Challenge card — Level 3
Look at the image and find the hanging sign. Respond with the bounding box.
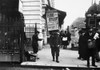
[46,10,59,31]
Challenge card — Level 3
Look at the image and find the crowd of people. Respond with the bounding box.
[49,27,100,67]
[78,27,100,67]
[24,26,100,67]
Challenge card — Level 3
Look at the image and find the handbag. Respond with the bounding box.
[88,40,95,49]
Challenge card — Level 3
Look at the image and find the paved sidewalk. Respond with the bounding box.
[21,44,100,68]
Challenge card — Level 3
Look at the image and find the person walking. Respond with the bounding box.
[62,31,71,49]
[85,28,97,67]
[95,29,100,62]
[49,31,61,63]
[60,30,65,48]
[78,28,87,60]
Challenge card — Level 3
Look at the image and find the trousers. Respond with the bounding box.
[51,45,60,61]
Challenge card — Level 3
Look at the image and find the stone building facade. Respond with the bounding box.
[19,0,55,44]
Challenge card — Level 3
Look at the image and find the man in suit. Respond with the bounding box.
[32,31,40,54]
[49,31,61,63]
[32,31,42,61]
[85,28,97,67]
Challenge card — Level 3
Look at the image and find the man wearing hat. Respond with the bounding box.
[32,31,39,53]
[32,30,42,61]
[78,28,87,60]
[49,30,61,63]
[85,28,97,67]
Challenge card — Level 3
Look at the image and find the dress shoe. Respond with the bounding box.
[56,60,59,63]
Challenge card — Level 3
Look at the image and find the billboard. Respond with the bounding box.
[46,10,59,31]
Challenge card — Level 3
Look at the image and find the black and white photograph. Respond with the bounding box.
[0,0,100,70]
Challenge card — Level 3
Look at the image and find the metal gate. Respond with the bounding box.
[0,11,25,62]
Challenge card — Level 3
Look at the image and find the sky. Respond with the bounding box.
[54,0,100,29]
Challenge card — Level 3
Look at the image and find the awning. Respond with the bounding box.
[42,5,67,27]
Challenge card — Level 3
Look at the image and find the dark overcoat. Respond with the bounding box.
[78,33,87,59]
[32,34,39,53]
[49,32,61,47]
[84,31,96,58]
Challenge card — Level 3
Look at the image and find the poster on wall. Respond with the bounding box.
[46,10,59,31]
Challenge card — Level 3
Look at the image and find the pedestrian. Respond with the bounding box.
[85,28,97,67]
[49,31,61,63]
[78,28,87,60]
[32,31,42,60]
[95,29,100,62]
[60,30,65,48]
[62,31,71,49]
[67,30,71,46]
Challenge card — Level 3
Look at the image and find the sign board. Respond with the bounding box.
[46,10,59,31]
